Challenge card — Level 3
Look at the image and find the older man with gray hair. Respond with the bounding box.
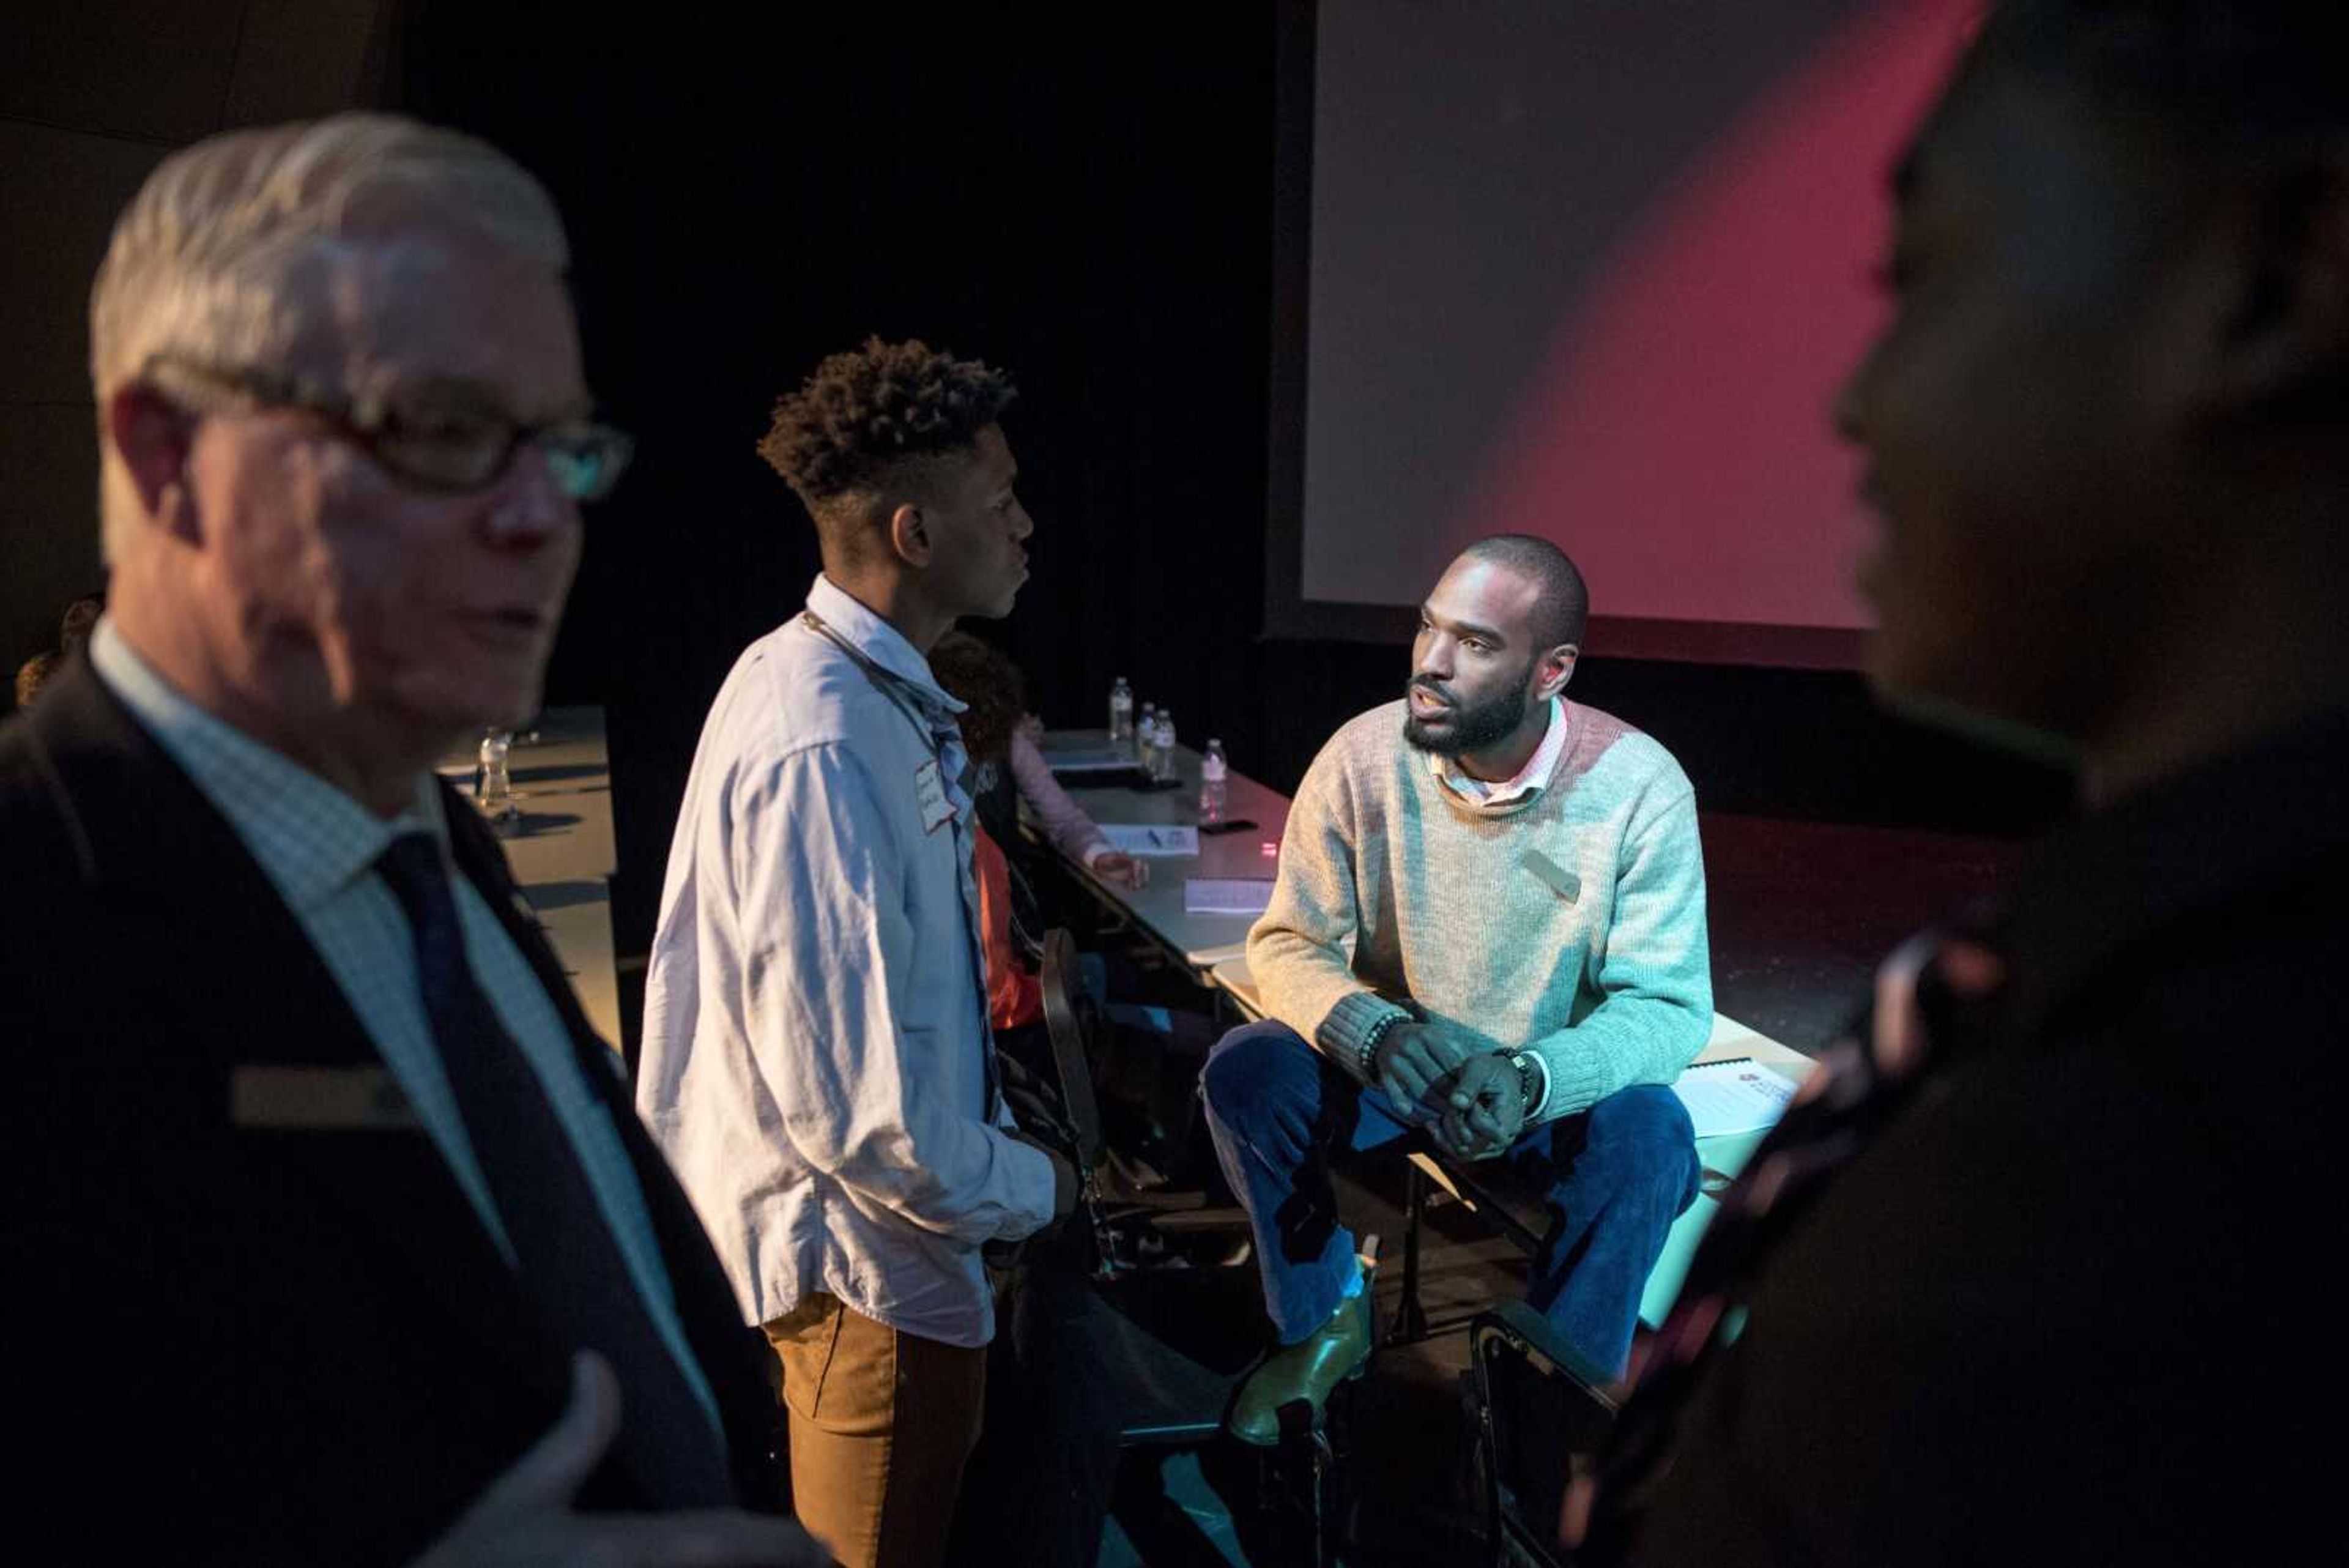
[1,114,820,1566]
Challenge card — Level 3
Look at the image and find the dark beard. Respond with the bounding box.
[1401,667,1537,757]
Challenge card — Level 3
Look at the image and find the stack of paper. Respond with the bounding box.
[1670,1057,1800,1138]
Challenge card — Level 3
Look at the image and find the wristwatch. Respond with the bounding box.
[1505,1049,1542,1117]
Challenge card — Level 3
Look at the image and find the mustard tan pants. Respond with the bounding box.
[763,1293,987,1568]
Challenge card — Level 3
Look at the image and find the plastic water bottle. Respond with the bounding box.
[477,729,516,821]
[1199,738,1228,825]
[1135,702,1159,764]
[1153,712,1178,784]
[1108,677,1134,745]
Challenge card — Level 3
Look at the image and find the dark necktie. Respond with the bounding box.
[375,833,732,1506]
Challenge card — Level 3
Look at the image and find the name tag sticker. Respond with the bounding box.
[1521,850,1581,904]
[914,759,957,834]
[231,1065,421,1131]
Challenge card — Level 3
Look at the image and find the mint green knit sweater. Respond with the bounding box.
[1249,698,1713,1120]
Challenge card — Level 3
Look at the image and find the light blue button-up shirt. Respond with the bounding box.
[89,619,718,1433]
[637,576,1057,1348]
[1428,695,1570,808]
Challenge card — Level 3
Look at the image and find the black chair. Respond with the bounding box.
[1030,927,1352,1564]
[1466,1298,1619,1567]
[1394,1146,1553,1342]
[1393,1138,1735,1345]
[1037,926,1253,1274]
[959,932,1268,1564]
[1036,928,1109,1176]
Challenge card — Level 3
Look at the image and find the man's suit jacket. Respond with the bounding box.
[2,660,784,1564]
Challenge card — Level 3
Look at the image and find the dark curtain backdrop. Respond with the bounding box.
[396,7,1297,954]
[393,4,2067,971]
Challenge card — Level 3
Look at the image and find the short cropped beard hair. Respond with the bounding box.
[1401,661,1542,758]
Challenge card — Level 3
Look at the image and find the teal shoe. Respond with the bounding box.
[1227,1286,1373,1446]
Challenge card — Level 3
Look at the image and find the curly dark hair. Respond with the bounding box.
[927,630,1027,767]
[757,336,1018,507]
[15,650,59,711]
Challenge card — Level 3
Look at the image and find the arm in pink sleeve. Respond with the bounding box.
[1009,726,1110,865]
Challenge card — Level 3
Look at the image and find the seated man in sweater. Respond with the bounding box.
[1202,533,1710,1441]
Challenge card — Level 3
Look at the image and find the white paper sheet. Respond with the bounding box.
[1183,877,1276,915]
[1097,824,1200,856]
[1670,1057,1800,1139]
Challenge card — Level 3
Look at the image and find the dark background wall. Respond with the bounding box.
[387,4,2067,960]
[6,4,2072,975]
[388,4,1323,955]
[2,0,403,688]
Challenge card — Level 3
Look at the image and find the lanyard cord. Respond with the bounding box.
[799,610,953,750]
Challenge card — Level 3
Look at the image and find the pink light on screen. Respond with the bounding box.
[1452,0,1980,635]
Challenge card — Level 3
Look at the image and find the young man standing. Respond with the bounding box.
[639,338,1075,1568]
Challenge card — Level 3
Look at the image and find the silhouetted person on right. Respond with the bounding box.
[1578,4,2349,1563]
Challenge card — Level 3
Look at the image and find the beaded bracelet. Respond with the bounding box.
[1356,1010,1404,1080]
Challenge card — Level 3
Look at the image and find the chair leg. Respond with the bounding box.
[1262,1385,1352,1567]
[1394,1160,1429,1344]
[1308,1426,1337,1568]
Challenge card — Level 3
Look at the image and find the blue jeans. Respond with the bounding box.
[1200,1019,1700,1377]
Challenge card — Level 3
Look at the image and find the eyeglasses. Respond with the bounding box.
[141,354,634,502]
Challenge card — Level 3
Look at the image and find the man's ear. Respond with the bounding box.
[1535,644,1579,700]
[886,500,932,568]
[2201,155,2349,423]
[106,382,201,543]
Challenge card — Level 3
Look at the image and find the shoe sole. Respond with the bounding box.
[1224,1358,1373,1447]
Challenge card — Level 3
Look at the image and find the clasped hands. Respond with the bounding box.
[1371,1020,1527,1161]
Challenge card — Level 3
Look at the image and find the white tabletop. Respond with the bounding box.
[437,708,622,1049]
[1211,954,1807,1069]
[1037,729,1294,973]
